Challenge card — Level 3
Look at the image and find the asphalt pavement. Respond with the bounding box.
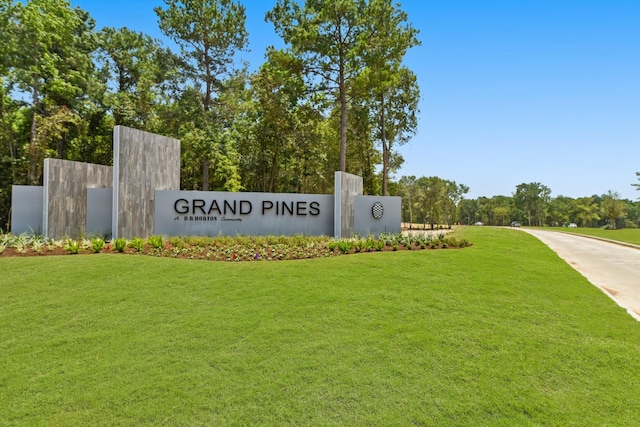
[520,228,640,321]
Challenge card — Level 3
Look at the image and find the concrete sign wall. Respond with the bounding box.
[155,191,334,236]
[10,127,401,239]
[354,195,401,236]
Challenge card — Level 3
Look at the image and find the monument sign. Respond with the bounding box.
[11,126,401,239]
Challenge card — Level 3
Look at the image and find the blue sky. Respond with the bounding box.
[71,0,640,200]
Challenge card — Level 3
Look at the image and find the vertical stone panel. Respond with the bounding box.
[43,159,113,239]
[334,172,363,238]
[112,126,180,239]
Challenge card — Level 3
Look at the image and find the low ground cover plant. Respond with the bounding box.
[0,231,471,261]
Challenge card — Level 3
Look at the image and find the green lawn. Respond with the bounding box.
[541,226,640,245]
[2,227,640,425]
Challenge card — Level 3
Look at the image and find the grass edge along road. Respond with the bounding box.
[539,226,640,246]
[2,227,640,425]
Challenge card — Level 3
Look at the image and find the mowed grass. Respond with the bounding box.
[541,226,640,246]
[2,227,640,425]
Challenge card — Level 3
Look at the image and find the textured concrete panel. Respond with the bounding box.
[10,185,44,235]
[87,188,113,238]
[113,126,180,238]
[334,172,363,238]
[43,159,112,239]
[155,190,334,237]
[354,195,401,236]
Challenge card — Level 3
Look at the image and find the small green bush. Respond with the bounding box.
[148,235,164,250]
[114,238,127,253]
[91,237,105,253]
[129,238,144,252]
[337,240,352,254]
[66,240,80,254]
[364,237,375,252]
[31,240,45,254]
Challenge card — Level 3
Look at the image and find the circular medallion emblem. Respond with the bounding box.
[372,201,384,219]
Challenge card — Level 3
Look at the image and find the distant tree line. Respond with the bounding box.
[0,0,420,230]
[454,183,639,229]
[393,169,640,229]
[394,178,639,230]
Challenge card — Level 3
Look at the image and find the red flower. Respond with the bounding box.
[232,253,237,260]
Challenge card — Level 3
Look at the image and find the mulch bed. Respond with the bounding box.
[0,241,464,261]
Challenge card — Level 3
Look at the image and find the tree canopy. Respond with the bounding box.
[266,0,419,174]
[0,0,423,229]
[1,0,637,233]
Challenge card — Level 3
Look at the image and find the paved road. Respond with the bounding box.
[520,228,640,321]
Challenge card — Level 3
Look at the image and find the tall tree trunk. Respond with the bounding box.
[0,87,17,183]
[202,56,212,192]
[339,64,347,172]
[380,91,388,196]
[202,159,209,191]
[57,134,66,159]
[28,84,39,184]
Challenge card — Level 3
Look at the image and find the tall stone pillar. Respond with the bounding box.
[334,171,363,238]
[112,126,180,239]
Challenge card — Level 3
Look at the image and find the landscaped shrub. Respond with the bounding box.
[91,237,105,253]
[31,240,44,254]
[66,240,80,254]
[337,240,353,254]
[114,238,127,253]
[0,230,473,261]
[129,238,144,252]
[80,238,92,250]
[364,237,375,252]
[148,235,164,250]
